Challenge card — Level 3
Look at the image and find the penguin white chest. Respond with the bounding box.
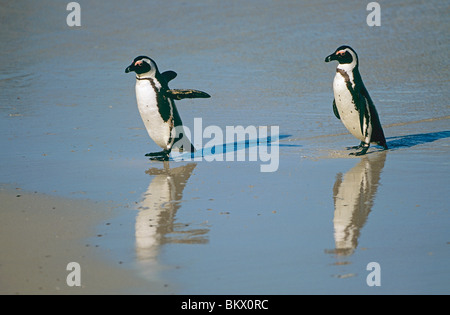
[135,79,173,149]
[333,73,364,141]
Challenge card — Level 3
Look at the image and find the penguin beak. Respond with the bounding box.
[325,53,337,63]
[125,64,134,73]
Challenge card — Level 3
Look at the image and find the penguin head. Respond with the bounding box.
[325,46,358,69]
[125,56,159,78]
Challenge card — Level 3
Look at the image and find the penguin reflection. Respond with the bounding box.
[331,152,387,256]
[135,162,208,268]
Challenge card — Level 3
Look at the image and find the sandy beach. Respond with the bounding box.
[1,0,449,295]
[0,186,169,294]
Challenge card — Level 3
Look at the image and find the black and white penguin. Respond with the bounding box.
[125,56,210,161]
[325,46,388,155]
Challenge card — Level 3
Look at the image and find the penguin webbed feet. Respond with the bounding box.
[346,142,365,150]
[145,149,170,161]
[349,144,369,156]
[347,142,369,156]
[350,147,369,156]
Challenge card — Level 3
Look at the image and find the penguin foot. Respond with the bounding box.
[149,155,170,161]
[350,146,369,156]
[346,142,365,150]
[145,150,170,161]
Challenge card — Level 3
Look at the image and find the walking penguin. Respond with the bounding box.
[125,56,210,161]
[325,46,388,155]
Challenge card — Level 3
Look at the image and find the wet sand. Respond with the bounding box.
[1,0,449,294]
[0,187,166,294]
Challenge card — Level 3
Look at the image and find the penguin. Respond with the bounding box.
[325,46,388,155]
[125,56,210,161]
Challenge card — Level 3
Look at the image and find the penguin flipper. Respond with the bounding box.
[165,89,211,100]
[333,99,340,119]
[161,71,177,83]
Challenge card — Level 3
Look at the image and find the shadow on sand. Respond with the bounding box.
[172,134,300,161]
[385,130,450,151]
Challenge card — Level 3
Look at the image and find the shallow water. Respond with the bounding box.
[1,0,449,294]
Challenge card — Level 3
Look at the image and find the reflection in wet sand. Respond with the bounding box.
[135,162,208,277]
[328,152,387,257]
